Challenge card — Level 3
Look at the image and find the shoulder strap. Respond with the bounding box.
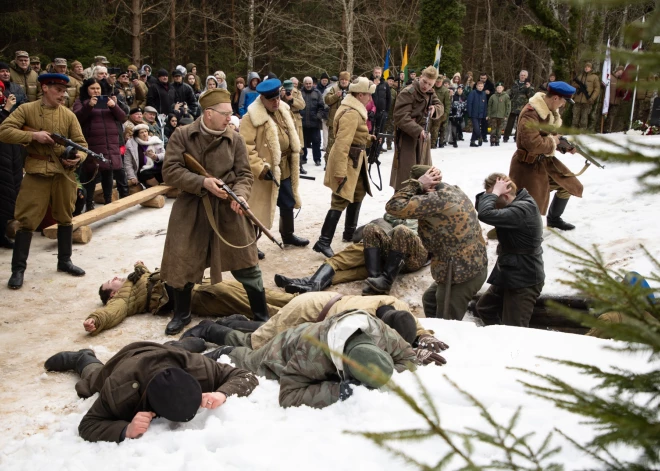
[316,294,344,322]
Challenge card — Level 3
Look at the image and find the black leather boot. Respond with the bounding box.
[44,349,101,374]
[246,288,270,322]
[8,230,32,289]
[361,247,383,295]
[0,219,13,249]
[313,209,341,258]
[181,320,232,344]
[285,263,335,294]
[166,284,193,335]
[280,208,309,247]
[165,337,207,353]
[547,196,575,231]
[342,202,362,242]
[205,346,235,361]
[56,226,85,276]
[274,273,309,288]
[365,250,405,295]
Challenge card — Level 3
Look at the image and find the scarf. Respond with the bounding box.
[200,116,228,136]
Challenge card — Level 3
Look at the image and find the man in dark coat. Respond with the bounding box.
[478,72,496,96]
[159,89,265,335]
[372,66,391,135]
[146,69,172,115]
[168,68,200,118]
[466,81,488,146]
[475,174,544,327]
[300,76,325,165]
[43,341,258,443]
[503,70,535,143]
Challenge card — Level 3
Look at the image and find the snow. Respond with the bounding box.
[0,132,658,469]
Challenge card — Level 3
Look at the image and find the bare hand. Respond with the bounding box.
[174,103,182,111]
[203,178,229,199]
[418,167,442,192]
[335,91,343,98]
[335,176,346,186]
[201,392,227,410]
[83,318,96,333]
[4,94,16,111]
[146,149,156,158]
[427,106,435,118]
[125,411,156,439]
[491,178,511,196]
[230,196,248,216]
[107,97,116,108]
[32,131,55,145]
[88,96,98,107]
[419,130,428,141]
[61,157,81,168]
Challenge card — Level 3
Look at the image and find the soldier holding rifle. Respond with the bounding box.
[0,73,89,289]
[390,66,443,190]
[159,88,268,335]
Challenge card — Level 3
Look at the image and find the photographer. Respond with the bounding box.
[475,174,544,327]
[168,69,200,118]
[73,78,128,211]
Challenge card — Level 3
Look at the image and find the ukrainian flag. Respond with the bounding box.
[383,48,391,80]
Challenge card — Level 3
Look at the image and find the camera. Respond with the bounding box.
[129,71,138,81]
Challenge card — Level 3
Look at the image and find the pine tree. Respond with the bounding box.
[417,0,465,75]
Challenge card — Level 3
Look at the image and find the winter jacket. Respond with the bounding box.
[300,87,324,128]
[481,79,496,96]
[77,342,258,442]
[508,80,535,114]
[123,135,165,181]
[168,82,200,118]
[373,80,392,117]
[1,80,28,109]
[572,71,601,105]
[434,86,451,124]
[476,189,545,289]
[73,98,127,171]
[9,61,41,102]
[63,75,82,110]
[449,94,467,121]
[467,89,487,119]
[228,310,416,409]
[146,81,171,115]
[238,72,261,117]
[0,108,24,220]
[488,92,512,119]
[324,83,350,128]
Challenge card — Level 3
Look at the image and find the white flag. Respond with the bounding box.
[602,38,612,115]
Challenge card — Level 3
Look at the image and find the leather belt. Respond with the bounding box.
[28,153,54,162]
[316,294,344,322]
[350,144,366,151]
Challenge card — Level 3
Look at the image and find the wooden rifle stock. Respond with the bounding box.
[182,152,284,249]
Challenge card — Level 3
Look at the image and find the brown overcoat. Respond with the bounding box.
[160,118,258,289]
[390,80,443,190]
[324,93,372,202]
[509,92,583,215]
[77,342,258,442]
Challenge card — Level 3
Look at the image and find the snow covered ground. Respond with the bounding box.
[0,132,658,469]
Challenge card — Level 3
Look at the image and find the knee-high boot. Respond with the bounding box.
[57,225,85,276]
[342,202,362,242]
[313,210,342,258]
[8,230,32,289]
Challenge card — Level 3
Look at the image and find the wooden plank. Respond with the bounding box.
[43,185,172,239]
[94,188,119,204]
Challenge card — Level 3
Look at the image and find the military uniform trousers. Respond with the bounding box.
[503,112,519,141]
[572,103,592,130]
[490,118,505,142]
[475,282,544,327]
[430,119,442,147]
[548,176,571,200]
[362,224,428,273]
[192,282,294,318]
[330,162,368,211]
[276,178,296,210]
[422,266,488,320]
[15,172,77,231]
[604,104,620,133]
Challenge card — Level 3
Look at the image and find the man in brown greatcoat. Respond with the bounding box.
[159,88,266,335]
[390,66,444,190]
[508,82,582,231]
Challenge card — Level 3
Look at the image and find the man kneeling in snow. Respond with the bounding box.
[202,310,442,409]
[83,261,294,335]
[44,341,258,443]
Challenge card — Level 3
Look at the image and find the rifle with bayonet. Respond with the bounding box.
[22,125,109,167]
[557,136,605,170]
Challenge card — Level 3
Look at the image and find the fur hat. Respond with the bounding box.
[339,71,351,81]
[348,77,376,94]
[133,123,149,133]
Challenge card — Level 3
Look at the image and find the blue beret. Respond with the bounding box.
[256,79,282,99]
[38,73,70,86]
[547,81,576,104]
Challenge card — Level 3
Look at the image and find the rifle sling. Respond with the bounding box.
[201,194,256,250]
[550,157,591,178]
[316,294,344,322]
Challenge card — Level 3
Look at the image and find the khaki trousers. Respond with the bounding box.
[422,267,488,320]
[15,173,77,231]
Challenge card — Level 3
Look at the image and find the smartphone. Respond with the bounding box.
[96,95,109,109]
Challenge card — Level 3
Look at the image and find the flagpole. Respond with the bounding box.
[629,17,644,129]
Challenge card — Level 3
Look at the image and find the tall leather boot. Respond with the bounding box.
[8,230,33,289]
[280,208,309,247]
[0,219,13,249]
[246,288,270,322]
[547,195,575,231]
[313,209,341,258]
[364,250,405,295]
[56,225,85,276]
[342,202,362,242]
[361,247,383,295]
[166,284,193,335]
[285,263,335,294]
[44,349,101,374]
[274,273,310,289]
[181,320,232,344]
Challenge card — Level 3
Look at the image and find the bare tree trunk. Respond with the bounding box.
[471,3,479,72]
[486,0,494,79]
[339,11,346,70]
[618,5,628,51]
[131,0,142,65]
[231,0,237,60]
[169,0,176,71]
[344,0,355,74]
[202,0,209,76]
[247,0,255,73]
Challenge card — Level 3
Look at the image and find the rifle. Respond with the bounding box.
[22,125,109,166]
[557,136,605,170]
[183,152,284,250]
[300,175,316,181]
[367,132,394,191]
[573,76,593,101]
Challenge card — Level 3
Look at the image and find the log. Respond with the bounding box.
[5,220,19,238]
[43,185,172,239]
[140,195,165,208]
[73,226,93,244]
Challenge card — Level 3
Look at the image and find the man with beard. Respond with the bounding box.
[0,74,88,289]
[9,51,41,102]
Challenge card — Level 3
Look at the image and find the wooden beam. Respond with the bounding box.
[73,226,93,244]
[43,185,171,239]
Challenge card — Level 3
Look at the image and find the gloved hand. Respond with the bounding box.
[415,334,449,353]
[414,348,447,366]
[339,379,362,401]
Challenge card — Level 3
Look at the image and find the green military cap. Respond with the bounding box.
[344,333,394,388]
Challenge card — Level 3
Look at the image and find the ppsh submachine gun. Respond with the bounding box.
[22,125,109,167]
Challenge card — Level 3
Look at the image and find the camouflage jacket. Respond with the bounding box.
[385,179,487,284]
[508,80,535,114]
[230,310,417,409]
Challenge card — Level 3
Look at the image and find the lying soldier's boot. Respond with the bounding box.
[44,349,101,374]
[215,314,251,325]
[165,337,207,353]
[274,273,310,288]
[205,346,235,361]
[365,250,405,295]
[181,320,232,345]
[362,247,383,295]
[285,263,335,294]
[216,315,264,332]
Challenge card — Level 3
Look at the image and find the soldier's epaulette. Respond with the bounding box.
[403,85,414,94]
